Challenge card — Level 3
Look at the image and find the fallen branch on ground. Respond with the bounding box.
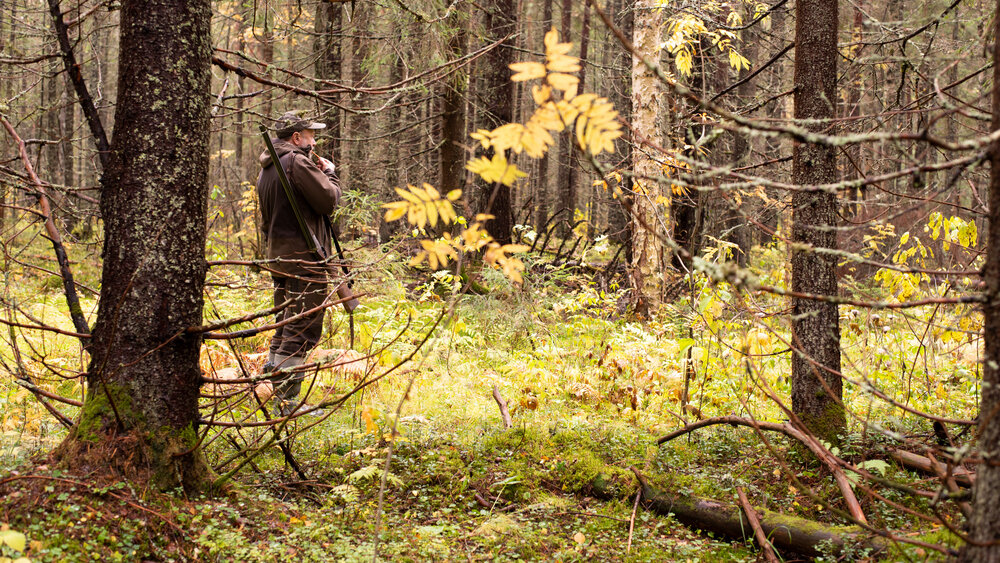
[631,468,888,558]
[657,415,868,524]
[736,486,780,563]
[889,448,975,487]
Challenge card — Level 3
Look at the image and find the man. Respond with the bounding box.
[257,112,341,416]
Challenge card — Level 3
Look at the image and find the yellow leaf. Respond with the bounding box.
[491,123,525,152]
[423,182,441,200]
[471,129,493,149]
[532,84,552,105]
[509,61,546,81]
[426,199,439,227]
[395,185,422,203]
[546,53,580,74]
[547,72,579,92]
[501,244,530,254]
[544,28,573,58]
[383,202,408,222]
[361,406,378,434]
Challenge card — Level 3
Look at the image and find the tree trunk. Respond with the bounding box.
[478,0,515,245]
[962,4,1000,558]
[555,0,575,234]
[630,0,666,316]
[440,18,467,196]
[315,0,343,165]
[534,0,555,233]
[790,0,844,444]
[606,0,633,260]
[54,0,213,492]
[568,2,590,237]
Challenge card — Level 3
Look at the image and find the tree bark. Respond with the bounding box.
[440,19,467,196]
[478,0,516,244]
[962,4,1000,558]
[555,0,575,234]
[54,0,213,492]
[534,0,555,232]
[314,0,343,165]
[606,0,633,260]
[630,0,666,316]
[790,0,845,444]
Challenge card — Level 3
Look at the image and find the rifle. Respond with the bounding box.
[259,126,359,343]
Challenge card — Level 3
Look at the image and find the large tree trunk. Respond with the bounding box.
[478,0,515,244]
[533,0,555,233]
[962,4,1000,559]
[606,0,633,260]
[568,2,590,236]
[555,0,575,234]
[630,0,666,316]
[440,18,467,196]
[314,0,342,165]
[55,0,213,492]
[790,0,844,443]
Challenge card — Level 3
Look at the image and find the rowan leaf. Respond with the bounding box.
[509,61,547,81]
[546,53,580,74]
[547,72,579,92]
[532,84,552,105]
[383,201,408,222]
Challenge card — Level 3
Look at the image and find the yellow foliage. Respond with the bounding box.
[510,61,547,81]
[465,153,528,186]
[382,183,460,228]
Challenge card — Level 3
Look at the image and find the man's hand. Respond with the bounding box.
[317,156,335,174]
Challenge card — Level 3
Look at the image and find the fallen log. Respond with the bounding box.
[658,416,869,524]
[632,469,889,558]
[889,448,975,487]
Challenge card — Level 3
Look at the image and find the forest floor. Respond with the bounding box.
[0,243,977,561]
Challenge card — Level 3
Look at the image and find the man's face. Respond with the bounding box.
[291,129,317,152]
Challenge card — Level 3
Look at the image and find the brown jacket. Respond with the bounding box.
[257,138,342,278]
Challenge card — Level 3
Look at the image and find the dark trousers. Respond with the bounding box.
[269,275,328,358]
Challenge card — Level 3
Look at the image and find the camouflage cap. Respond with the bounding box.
[274,111,326,138]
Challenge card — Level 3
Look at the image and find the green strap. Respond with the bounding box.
[259,125,325,259]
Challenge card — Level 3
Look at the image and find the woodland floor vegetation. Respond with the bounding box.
[0,238,977,561]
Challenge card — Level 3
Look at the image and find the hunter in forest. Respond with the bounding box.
[256,112,342,416]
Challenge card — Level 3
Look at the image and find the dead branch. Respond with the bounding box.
[657,416,868,524]
[736,486,780,563]
[0,115,91,340]
[889,448,975,487]
[492,385,512,429]
[46,0,110,167]
[629,468,892,558]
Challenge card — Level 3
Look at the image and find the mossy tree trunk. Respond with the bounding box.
[962,4,1000,559]
[55,0,213,491]
[790,0,845,444]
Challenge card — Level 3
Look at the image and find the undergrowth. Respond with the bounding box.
[0,239,978,561]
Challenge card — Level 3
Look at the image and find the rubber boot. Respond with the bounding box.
[271,354,304,417]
